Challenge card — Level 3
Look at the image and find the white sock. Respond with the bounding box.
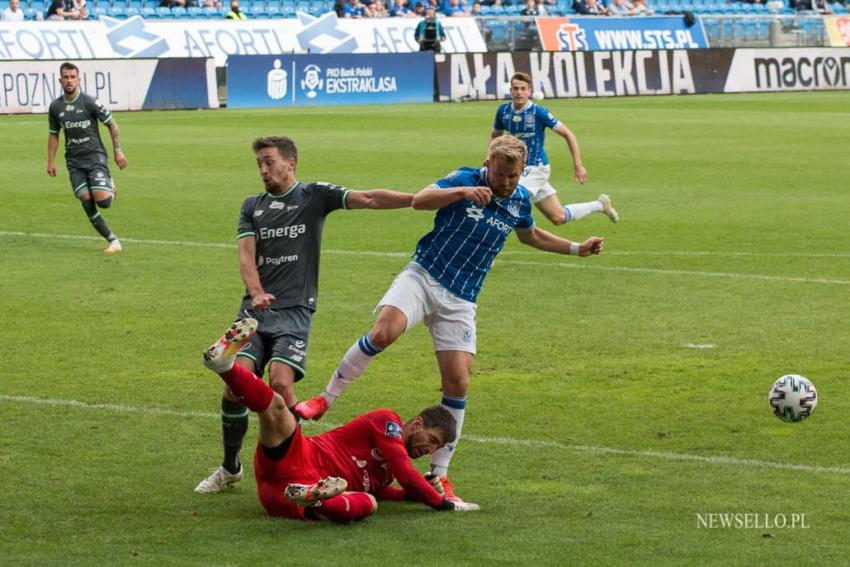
[322,334,382,404]
[563,199,603,222]
[429,395,466,477]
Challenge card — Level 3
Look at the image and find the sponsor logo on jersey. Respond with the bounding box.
[253,210,264,217]
[258,224,306,240]
[385,421,402,439]
[466,205,484,221]
[286,205,300,212]
[350,455,371,491]
[64,119,92,129]
[511,115,522,123]
[269,201,285,210]
[294,340,305,348]
[65,105,74,111]
[486,216,512,235]
[259,253,299,266]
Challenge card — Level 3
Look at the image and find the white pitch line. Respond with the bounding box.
[2,230,849,286]
[3,393,850,477]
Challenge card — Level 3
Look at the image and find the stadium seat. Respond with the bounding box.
[141,5,157,17]
[155,5,172,17]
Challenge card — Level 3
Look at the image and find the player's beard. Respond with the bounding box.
[263,178,282,193]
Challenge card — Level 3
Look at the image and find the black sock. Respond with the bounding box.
[81,199,115,241]
[221,398,248,474]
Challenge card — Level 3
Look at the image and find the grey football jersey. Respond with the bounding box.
[237,181,351,311]
[48,92,111,170]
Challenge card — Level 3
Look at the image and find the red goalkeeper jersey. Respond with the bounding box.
[254,408,443,510]
[310,409,443,507]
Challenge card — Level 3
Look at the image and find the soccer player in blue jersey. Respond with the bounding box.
[492,72,619,227]
[297,135,604,501]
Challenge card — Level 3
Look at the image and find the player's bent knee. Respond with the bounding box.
[96,197,114,209]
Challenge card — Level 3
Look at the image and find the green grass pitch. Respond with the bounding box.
[1,91,849,565]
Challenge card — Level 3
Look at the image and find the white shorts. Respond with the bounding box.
[377,263,477,354]
[520,164,557,203]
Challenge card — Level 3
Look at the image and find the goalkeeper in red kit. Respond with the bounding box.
[201,319,481,522]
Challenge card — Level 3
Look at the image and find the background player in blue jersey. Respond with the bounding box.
[47,62,128,254]
[297,135,604,501]
[194,136,415,494]
[492,72,619,227]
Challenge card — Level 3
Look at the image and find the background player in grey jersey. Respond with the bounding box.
[47,62,128,254]
[195,136,415,494]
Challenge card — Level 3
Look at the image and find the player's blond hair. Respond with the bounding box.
[488,135,527,168]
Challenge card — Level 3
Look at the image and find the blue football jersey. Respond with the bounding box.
[413,167,536,303]
[492,102,560,167]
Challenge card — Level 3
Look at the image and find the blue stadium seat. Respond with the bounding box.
[141,5,157,17]
[155,5,172,17]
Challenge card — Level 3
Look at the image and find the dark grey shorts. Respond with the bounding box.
[234,306,313,381]
[69,164,113,197]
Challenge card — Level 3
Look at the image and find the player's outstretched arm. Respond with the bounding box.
[107,120,128,170]
[516,227,603,257]
[412,185,492,210]
[346,189,413,210]
[553,123,587,184]
[47,134,59,177]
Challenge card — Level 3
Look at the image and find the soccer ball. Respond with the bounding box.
[768,374,818,422]
[531,91,545,101]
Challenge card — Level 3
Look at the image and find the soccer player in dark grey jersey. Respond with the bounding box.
[195,136,415,494]
[47,62,128,253]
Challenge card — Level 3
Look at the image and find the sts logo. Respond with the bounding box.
[557,22,588,51]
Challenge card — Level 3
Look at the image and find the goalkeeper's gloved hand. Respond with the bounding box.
[436,498,481,512]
